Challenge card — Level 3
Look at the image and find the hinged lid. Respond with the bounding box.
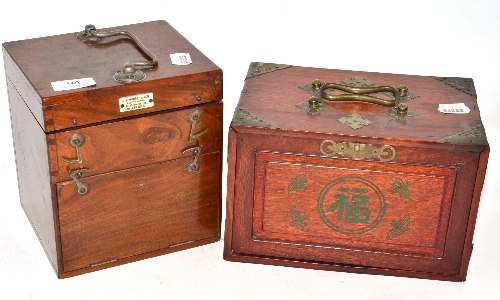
[3,21,222,132]
[232,63,487,148]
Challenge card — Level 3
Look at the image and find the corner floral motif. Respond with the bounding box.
[288,171,312,196]
[387,214,411,240]
[289,205,309,232]
[390,177,412,204]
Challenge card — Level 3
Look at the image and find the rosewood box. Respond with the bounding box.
[224,62,489,281]
[3,21,223,278]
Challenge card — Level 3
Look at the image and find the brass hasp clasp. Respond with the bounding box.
[62,133,91,196]
[183,146,202,174]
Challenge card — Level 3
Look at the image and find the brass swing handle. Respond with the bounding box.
[77,24,158,83]
[308,80,409,114]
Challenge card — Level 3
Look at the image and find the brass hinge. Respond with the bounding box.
[169,240,195,248]
[90,258,118,267]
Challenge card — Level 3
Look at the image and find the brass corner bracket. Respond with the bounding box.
[246,62,292,79]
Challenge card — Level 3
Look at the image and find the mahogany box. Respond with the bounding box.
[3,21,223,278]
[224,62,489,281]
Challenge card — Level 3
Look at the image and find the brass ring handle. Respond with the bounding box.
[77,24,158,83]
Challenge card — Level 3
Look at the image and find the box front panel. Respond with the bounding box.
[53,101,222,274]
[227,128,480,277]
[57,152,221,273]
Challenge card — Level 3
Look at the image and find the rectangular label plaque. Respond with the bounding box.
[119,93,154,112]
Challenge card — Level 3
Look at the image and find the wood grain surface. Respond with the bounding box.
[2,20,223,131]
[224,66,489,281]
[4,20,224,278]
[51,102,222,183]
[6,77,60,274]
[58,152,221,273]
[237,66,486,144]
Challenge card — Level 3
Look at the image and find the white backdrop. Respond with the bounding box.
[1,1,499,299]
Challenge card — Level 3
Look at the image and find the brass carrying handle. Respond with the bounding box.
[77,24,158,83]
[308,79,409,115]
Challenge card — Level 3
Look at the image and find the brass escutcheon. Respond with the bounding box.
[320,140,396,162]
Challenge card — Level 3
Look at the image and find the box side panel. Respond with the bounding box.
[223,127,238,259]
[3,48,45,129]
[6,77,58,274]
[458,148,489,280]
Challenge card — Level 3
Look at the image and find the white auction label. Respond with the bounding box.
[170,53,192,65]
[119,93,154,112]
[438,103,470,114]
[51,77,96,91]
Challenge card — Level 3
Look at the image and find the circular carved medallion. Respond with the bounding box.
[317,176,386,234]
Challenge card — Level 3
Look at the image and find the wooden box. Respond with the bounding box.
[3,21,223,278]
[224,62,489,281]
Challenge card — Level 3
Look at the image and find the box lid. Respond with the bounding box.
[3,20,222,131]
[231,63,487,148]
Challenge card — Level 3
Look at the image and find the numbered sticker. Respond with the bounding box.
[51,78,96,91]
[438,103,470,114]
[170,53,192,65]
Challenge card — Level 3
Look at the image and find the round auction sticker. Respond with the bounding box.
[317,175,386,235]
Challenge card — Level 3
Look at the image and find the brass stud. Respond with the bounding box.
[312,79,322,90]
[397,103,409,116]
[398,85,408,97]
[308,97,319,109]
[195,94,202,101]
[72,118,78,125]
[122,63,136,75]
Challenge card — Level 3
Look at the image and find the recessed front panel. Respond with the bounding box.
[253,152,456,257]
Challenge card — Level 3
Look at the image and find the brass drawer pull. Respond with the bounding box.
[77,24,158,83]
[62,133,91,196]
